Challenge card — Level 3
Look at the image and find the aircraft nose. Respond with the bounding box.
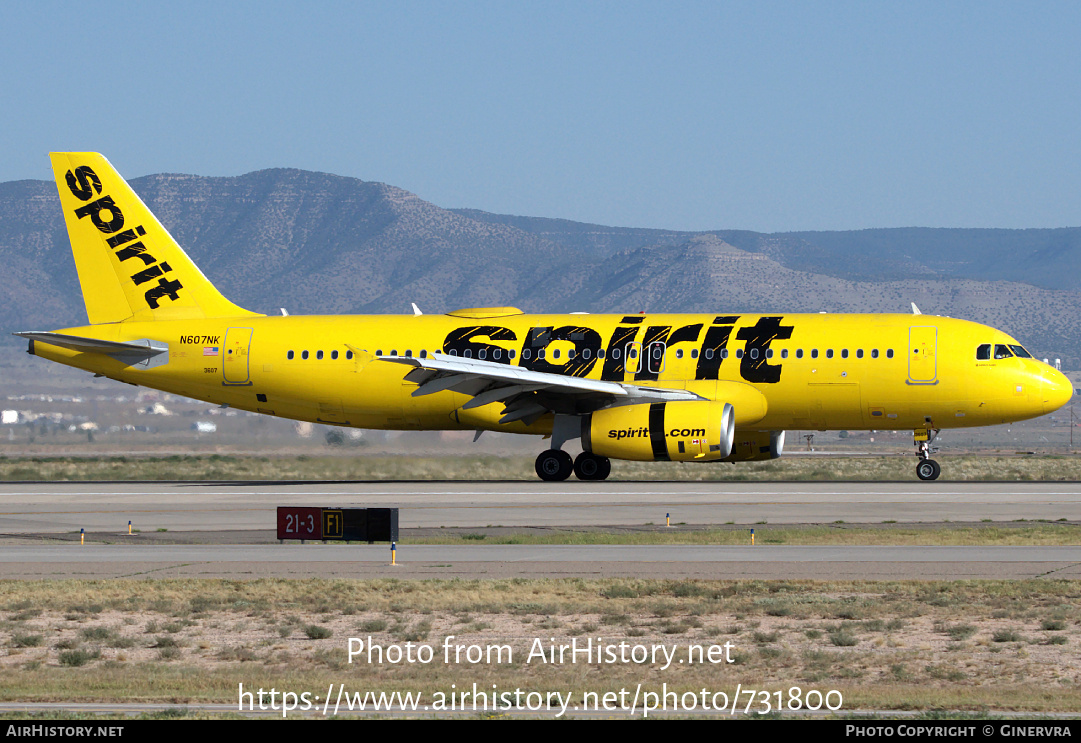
[1043,369,1074,414]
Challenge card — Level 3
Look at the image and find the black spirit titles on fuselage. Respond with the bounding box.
[437,314,795,386]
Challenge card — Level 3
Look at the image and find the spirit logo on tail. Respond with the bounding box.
[65,165,184,309]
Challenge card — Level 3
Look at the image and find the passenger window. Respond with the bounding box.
[781,349,788,359]
[493,349,501,360]
[568,350,575,360]
[582,348,590,360]
[346,350,353,360]
[390,349,397,357]
[705,348,714,360]
[331,350,338,360]
[597,349,603,359]
[841,349,849,359]
[509,350,516,359]
[994,344,1013,359]
[887,349,894,359]
[317,350,324,360]
[826,349,834,359]
[796,349,803,359]
[611,349,619,360]
[811,349,819,359]
[856,349,863,359]
[691,349,698,359]
[539,349,546,359]
[735,349,743,359]
[749,348,758,359]
[976,344,991,360]
[871,349,879,359]
[463,349,471,358]
[552,349,560,359]
[522,349,531,360]
[302,350,309,360]
[478,349,486,360]
[676,349,683,359]
[448,349,457,356]
[287,350,294,360]
[722,349,729,359]
[420,350,427,359]
[766,349,773,359]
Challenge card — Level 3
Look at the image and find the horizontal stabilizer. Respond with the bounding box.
[14,331,168,368]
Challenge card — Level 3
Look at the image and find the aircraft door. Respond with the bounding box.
[223,327,253,385]
[647,341,667,375]
[908,326,938,384]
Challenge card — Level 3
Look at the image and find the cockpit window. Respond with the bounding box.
[976,344,991,360]
[994,344,1013,359]
[1008,345,1032,358]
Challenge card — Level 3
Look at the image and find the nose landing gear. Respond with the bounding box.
[914,428,941,481]
[916,458,941,481]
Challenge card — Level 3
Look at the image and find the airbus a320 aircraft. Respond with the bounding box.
[16,153,1074,481]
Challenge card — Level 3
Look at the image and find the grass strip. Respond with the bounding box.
[404,523,1081,546]
[2,454,1081,481]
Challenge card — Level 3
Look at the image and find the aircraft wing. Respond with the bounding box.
[380,352,701,424]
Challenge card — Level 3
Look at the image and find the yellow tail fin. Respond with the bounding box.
[49,152,260,324]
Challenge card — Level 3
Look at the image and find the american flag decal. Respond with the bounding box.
[203,346,219,356]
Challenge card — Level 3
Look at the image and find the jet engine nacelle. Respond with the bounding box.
[583,400,735,462]
[723,430,785,462]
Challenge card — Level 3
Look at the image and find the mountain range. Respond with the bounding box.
[2,168,1079,368]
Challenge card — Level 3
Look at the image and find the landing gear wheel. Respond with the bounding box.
[573,452,611,481]
[916,459,941,481]
[598,457,611,481]
[535,449,573,481]
[913,428,942,482]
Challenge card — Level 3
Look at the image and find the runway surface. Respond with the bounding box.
[1,481,1078,579]
[1,543,1078,580]
[2,480,1080,532]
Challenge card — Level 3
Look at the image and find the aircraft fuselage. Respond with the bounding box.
[33,311,1070,436]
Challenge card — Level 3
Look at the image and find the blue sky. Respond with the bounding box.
[3,1,1080,232]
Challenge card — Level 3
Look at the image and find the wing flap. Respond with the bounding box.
[383,352,631,396]
[380,352,701,417]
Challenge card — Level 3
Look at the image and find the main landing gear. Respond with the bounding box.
[535,449,572,481]
[535,450,611,481]
[534,414,611,481]
[914,428,941,481]
[573,452,611,481]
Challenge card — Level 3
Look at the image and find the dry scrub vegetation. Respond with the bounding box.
[0,579,1078,712]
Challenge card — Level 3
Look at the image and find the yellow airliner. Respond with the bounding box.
[16,153,1074,481]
